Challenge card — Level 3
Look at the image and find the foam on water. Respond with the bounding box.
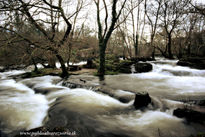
[129,58,205,96]
[96,110,195,137]
[49,88,130,115]
[55,61,87,68]
[0,70,26,79]
[0,79,49,134]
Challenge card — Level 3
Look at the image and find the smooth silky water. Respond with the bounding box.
[0,58,205,137]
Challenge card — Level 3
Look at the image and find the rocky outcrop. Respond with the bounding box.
[134,63,153,73]
[173,108,205,124]
[177,57,205,69]
[133,92,151,109]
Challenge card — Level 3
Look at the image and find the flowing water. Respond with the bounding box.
[0,58,205,137]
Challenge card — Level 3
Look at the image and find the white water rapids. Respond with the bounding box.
[0,58,205,137]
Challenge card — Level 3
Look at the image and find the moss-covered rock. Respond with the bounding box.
[116,60,134,73]
[93,55,154,74]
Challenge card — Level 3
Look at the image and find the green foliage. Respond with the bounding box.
[94,54,120,72]
[93,54,134,74]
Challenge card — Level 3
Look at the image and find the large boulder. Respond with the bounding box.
[173,108,205,124]
[177,57,205,69]
[134,63,153,73]
[133,92,151,109]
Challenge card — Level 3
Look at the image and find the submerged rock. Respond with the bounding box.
[173,108,205,124]
[133,92,151,109]
[134,63,153,73]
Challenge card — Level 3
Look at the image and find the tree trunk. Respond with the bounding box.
[56,54,68,77]
[98,42,106,76]
[187,42,191,56]
[32,58,38,72]
[151,47,155,60]
[67,44,72,70]
[134,34,138,57]
[150,37,155,60]
[167,34,173,59]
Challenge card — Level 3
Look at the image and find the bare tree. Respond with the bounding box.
[189,1,205,16]
[145,0,162,59]
[0,0,87,77]
[93,0,127,76]
[157,0,189,59]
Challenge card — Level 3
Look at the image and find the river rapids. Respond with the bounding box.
[0,58,205,137]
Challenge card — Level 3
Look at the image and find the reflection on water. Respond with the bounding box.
[0,58,205,137]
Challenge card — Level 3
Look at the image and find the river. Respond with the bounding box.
[0,58,205,137]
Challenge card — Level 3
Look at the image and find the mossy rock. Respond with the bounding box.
[116,60,134,73]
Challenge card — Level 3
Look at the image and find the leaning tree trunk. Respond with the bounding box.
[56,54,68,77]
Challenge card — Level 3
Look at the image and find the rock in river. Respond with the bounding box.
[177,57,205,69]
[173,108,205,124]
[134,63,153,73]
[133,92,151,109]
